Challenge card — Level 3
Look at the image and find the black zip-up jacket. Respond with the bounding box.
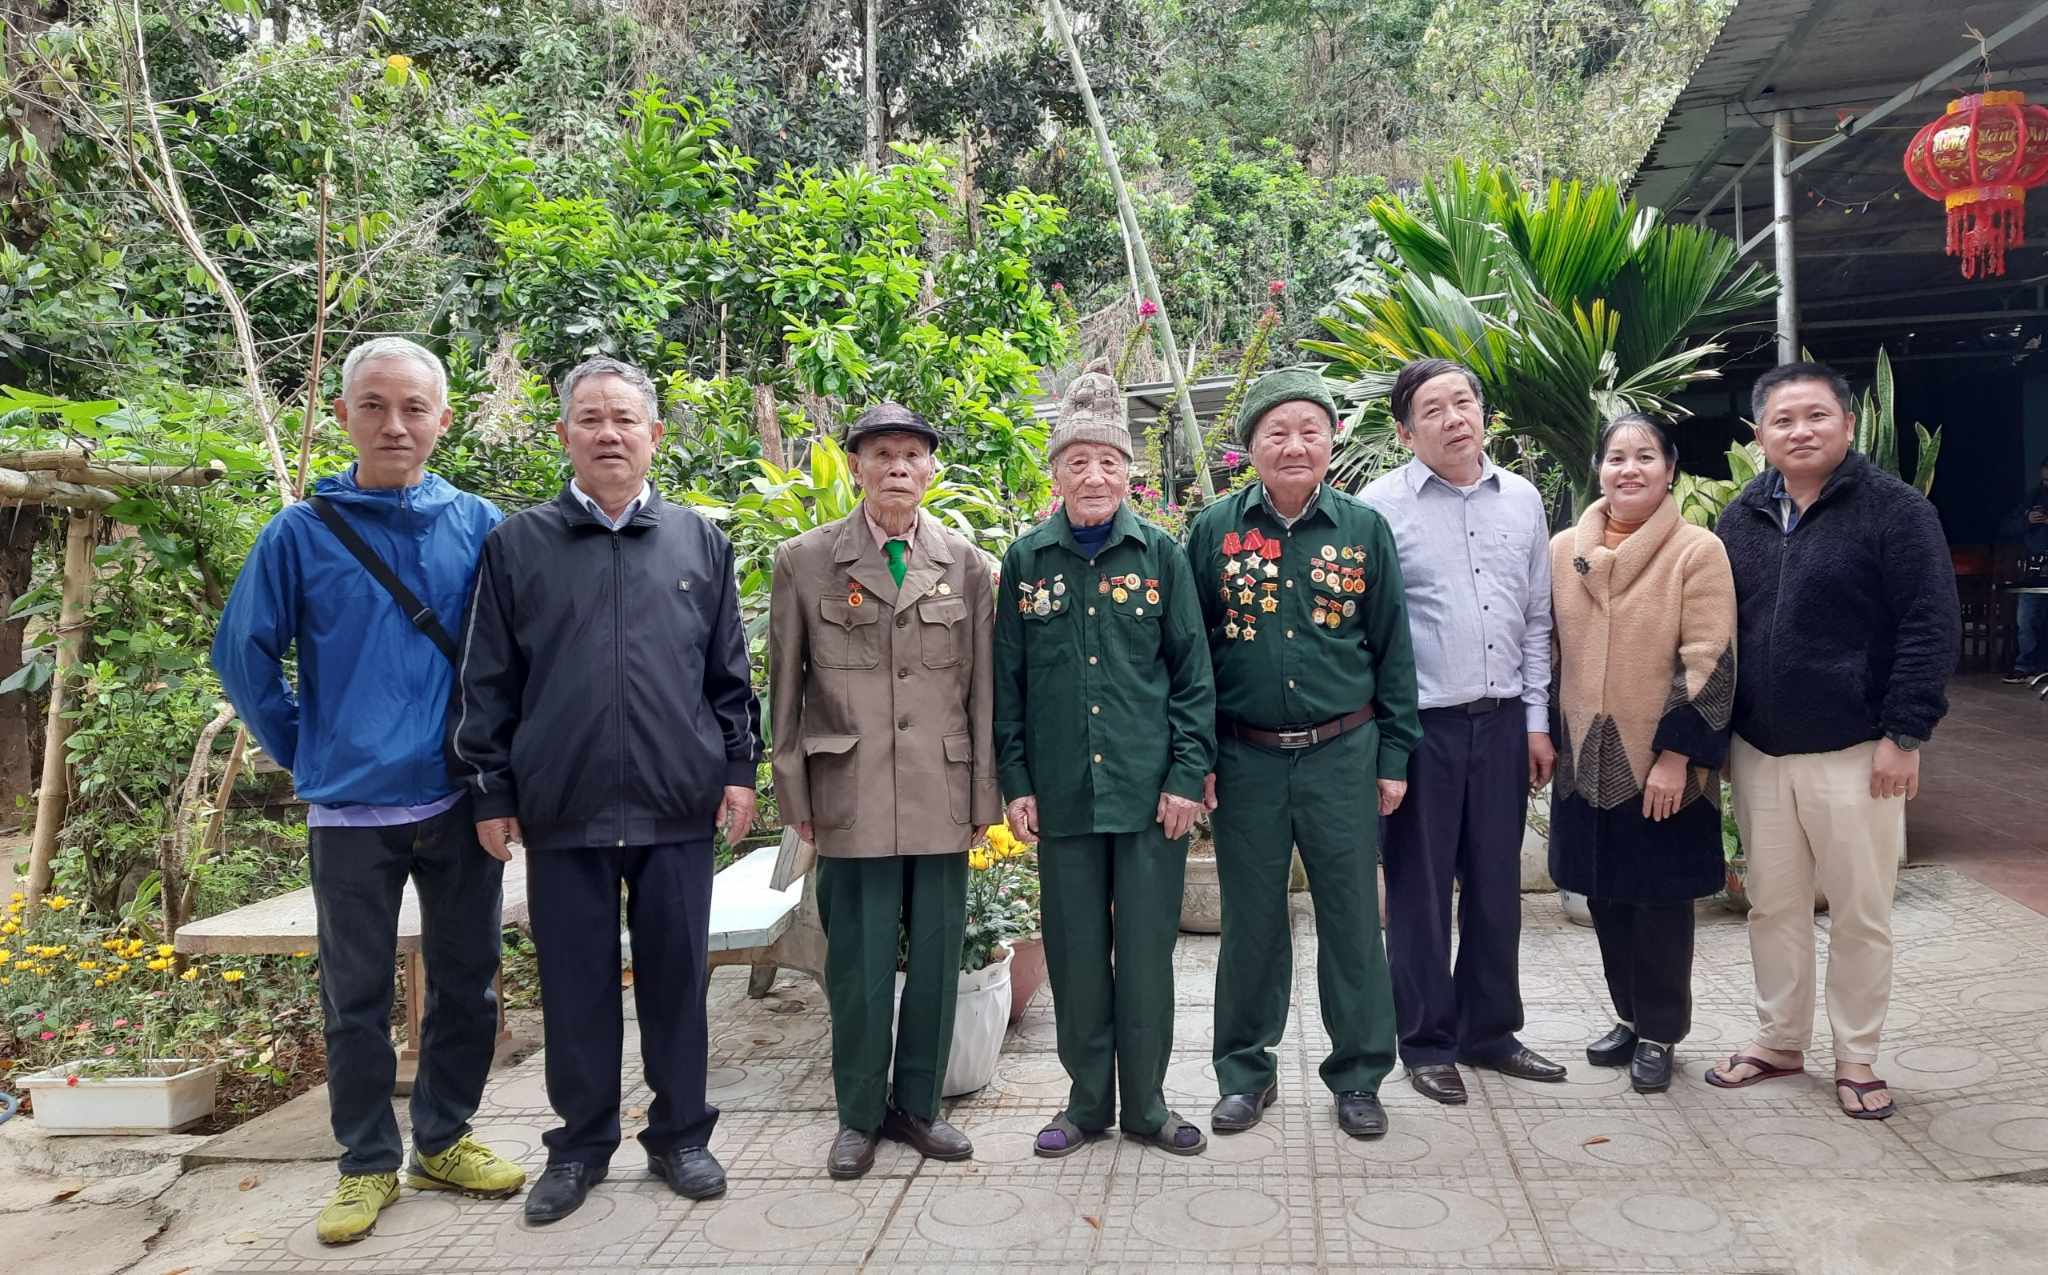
[450,485,762,851]
[1715,451,1959,757]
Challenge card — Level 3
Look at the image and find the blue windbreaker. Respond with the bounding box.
[212,467,502,807]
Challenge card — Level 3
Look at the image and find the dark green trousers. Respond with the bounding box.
[815,853,968,1133]
[1038,826,1186,1136]
[1211,722,1396,1097]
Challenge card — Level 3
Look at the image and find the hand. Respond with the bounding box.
[1202,772,1218,812]
[796,820,815,845]
[476,817,521,861]
[1642,751,1688,822]
[1527,731,1556,791]
[1005,795,1039,843]
[1871,739,1921,800]
[1156,791,1202,841]
[972,825,991,848]
[1376,778,1407,817]
[717,786,757,844]
[2028,507,2048,525]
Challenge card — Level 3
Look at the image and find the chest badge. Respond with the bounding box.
[677,578,691,591]
[846,578,864,608]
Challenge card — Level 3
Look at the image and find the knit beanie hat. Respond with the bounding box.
[1049,358,1134,460]
[1236,367,1341,445]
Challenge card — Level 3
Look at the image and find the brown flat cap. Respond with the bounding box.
[844,402,940,452]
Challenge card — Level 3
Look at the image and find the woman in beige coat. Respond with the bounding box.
[767,403,1001,1180]
[1548,413,1736,1095]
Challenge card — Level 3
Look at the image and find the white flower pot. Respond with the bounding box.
[19,1058,222,1135]
[1558,889,1594,928]
[892,943,1013,1097]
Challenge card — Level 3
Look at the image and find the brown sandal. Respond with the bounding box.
[1033,1114,1106,1159]
[1705,1052,1804,1089]
[1836,1077,1895,1121]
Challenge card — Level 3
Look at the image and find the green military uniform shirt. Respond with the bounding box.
[995,505,1215,837]
[1183,482,1422,779]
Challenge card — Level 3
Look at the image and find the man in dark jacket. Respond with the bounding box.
[214,337,523,1245]
[1998,454,2048,681]
[1709,361,1960,1122]
[452,356,762,1221]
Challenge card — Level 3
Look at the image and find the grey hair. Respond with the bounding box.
[559,356,659,422]
[340,337,448,405]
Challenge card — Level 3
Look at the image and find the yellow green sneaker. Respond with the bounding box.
[315,1172,399,1245]
[407,1134,527,1198]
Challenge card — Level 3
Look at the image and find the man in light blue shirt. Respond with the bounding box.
[1361,357,1566,1105]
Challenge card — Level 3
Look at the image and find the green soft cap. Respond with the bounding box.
[1236,368,1340,444]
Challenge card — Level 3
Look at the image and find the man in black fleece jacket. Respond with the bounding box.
[1708,361,1959,1122]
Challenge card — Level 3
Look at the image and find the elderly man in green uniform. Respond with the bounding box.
[994,359,1217,1159]
[1185,367,1421,1141]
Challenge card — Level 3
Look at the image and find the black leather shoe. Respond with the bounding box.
[1630,1042,1674,1094]
[1587,1024,1638,1068]
[1465,1045,1567,1082]
[1408,1064,1467,1105]
[524,1162,604,1224]
[880,1107,973,1161]
[828,1127,880,1179]
[1210,1081,1280,1133]
[648,1147,726,1200]
[1335,1091,1388,1139]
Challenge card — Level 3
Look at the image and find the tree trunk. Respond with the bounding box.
[25,509,97,908]
[0,504,46,820]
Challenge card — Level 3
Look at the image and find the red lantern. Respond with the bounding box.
[1905,91,2048,278]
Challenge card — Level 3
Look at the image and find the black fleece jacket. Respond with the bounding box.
[449,485,762,851]
[1715,452,1959,758]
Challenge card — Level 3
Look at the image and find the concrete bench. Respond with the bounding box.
[625,833,825,997]
[174,848,530,1092]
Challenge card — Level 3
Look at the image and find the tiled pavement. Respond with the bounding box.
[216,867,2048,1273]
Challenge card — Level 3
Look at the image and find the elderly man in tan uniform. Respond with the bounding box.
[768,403,1001,1179]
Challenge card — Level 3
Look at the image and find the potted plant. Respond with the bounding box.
[889,831,1036,1096]
[983,825,1049,1025]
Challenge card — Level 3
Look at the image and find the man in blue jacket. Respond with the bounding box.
[451,356,762,1223]
[213,337,524,1245]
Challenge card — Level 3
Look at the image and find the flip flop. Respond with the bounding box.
[1125,1111,1207,1157]
[1704,1052,1805,1089]
[1033,1114,1107,1159]
[1836,1077,1896,1121]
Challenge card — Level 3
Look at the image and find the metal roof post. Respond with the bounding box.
[1774,110,1800,364]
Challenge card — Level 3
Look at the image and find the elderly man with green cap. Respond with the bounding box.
[1183,366,1420,1142]
[994,359,1216,1158]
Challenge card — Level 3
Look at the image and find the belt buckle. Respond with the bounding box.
[1273,727,1316,749]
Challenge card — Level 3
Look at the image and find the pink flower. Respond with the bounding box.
[1269,279,1286,296]
[34,1011,43,1021]
[1051,281,1065,293]
[66,1075,79,1086]
[39,1030,54,1040]
[112,1018,128,1028]
[1223,449,1243,466]
[1138,299,1159,318]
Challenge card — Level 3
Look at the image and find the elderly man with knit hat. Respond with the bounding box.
[994,359,1216,1158]
[1184,366,1420,1142]
[768,402,1001,1179]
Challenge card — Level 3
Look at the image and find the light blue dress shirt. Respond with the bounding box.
[1360,456,1554,731]
[570,478,653,530]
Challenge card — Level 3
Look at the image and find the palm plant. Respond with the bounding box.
[1303,161,1777,511]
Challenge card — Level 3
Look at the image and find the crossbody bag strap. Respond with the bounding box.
[306,495,461,664]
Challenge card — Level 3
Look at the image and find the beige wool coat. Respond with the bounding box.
[768,506,1001,859]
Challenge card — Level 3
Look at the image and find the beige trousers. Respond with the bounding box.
[1730,736,1906,1064]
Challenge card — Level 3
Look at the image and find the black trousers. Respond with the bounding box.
[1587,897,1695,1044]
[307,799,504,1175]
[1381,702,1528,1068]
[527,841,716,1168]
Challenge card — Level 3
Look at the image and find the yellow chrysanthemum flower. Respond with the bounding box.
[146,958,171,972]
[46,895,71,910]
[180,968,199,982]
[221,969,245,983]
[291,950,311,959]
[387,53,413,71]
[156,944,175,958]
[0,948,12,965]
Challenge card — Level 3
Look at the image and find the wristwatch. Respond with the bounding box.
[1885,731,1923,752]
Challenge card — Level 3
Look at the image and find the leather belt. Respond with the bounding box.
[1422,697,1511,716]
[1221,705,1374,750]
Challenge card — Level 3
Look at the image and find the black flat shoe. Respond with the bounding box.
[1464,1045,1567,1082]
[524,1162,604,1224]
[1335,1091,1387,1139]
[1407,1064,1467,1105]
[827,1126,880,1179]
[1630,1042,1674,1094]
[880,1107,973,1161]
[1587,1024,1638,1068]
[1210,1081,1280,1132]
[648,1146,726,1199]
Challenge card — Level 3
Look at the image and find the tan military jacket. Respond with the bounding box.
[768,506,1000,858]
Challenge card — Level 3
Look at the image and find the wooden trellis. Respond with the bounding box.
[2,442,225,908]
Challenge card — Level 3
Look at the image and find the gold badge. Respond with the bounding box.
[1145,588,1160,605]
[1113,587,1129,603]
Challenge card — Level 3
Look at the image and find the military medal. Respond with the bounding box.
[1034,593,1052,616]
[1224,610,1240,639]
[1222,531,1243,556]
[848,578,864,608]
[1260,583,1279,613]
[1320,544,1337,562]
[1225,557,1242,575]
[1237,587,1254,605]
[1343,600,1357,617]
[1099,575,1110,594]
[1312,606,1327,625]
[1310,566,1326,585]
[1144,578,1160,605]
[936,581,952,595]
[1053,576,1066,597]
[1113,586,1129,603]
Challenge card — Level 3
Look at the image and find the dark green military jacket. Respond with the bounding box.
[1183,482,1421,779]
[994,505,1215,836]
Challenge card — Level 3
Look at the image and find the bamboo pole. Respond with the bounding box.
[24,511,99,908]
[0,444,94,472]
[863,0,880,170]
[0,468,120,510]
[76,460,227,488]
[1042,0,1214,501]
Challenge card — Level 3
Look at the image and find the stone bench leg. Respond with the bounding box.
[745,873,827,999]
